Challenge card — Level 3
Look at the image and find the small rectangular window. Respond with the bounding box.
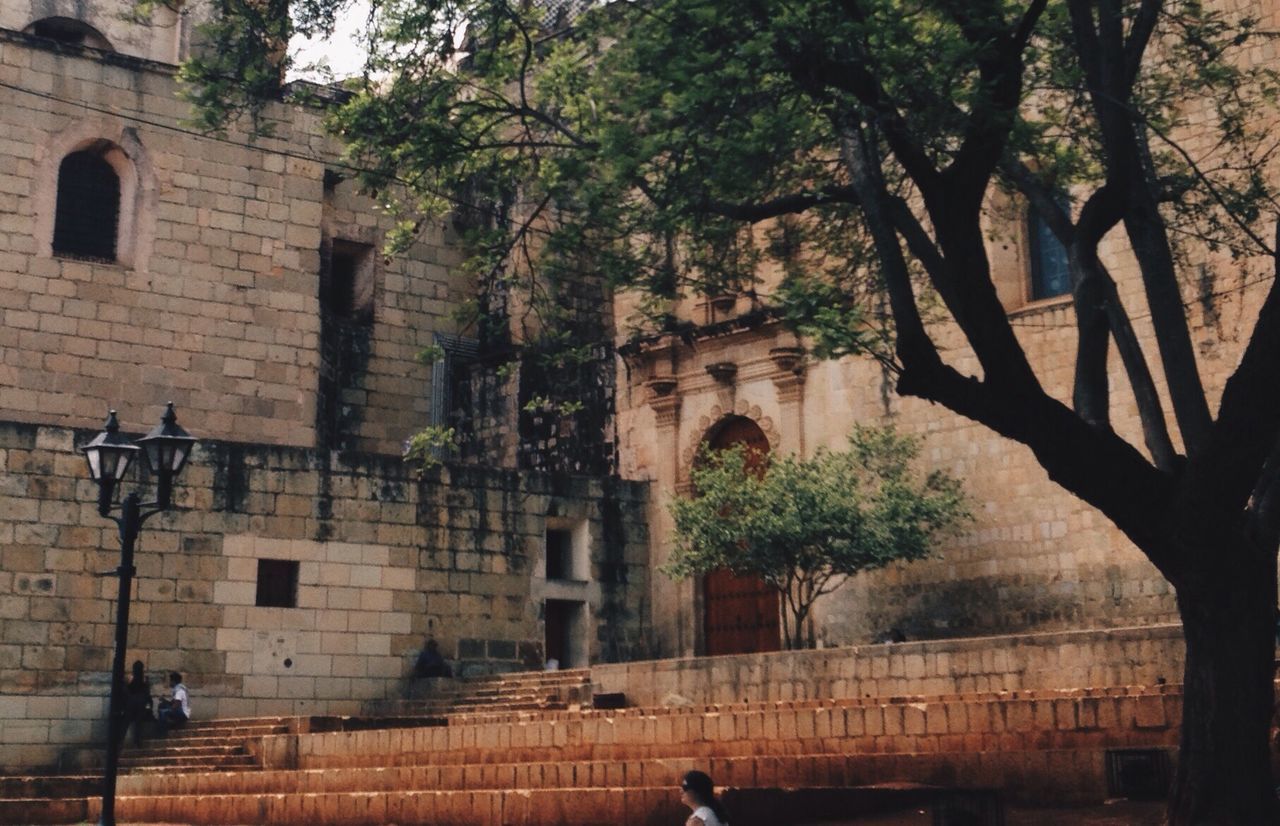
[1105,748,1170,800]
[255,559,299,608]
[545,529,573,580]
[322,240,374,322]
[1028,205,1071,300]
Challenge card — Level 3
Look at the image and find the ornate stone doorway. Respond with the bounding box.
[700,416,781,656]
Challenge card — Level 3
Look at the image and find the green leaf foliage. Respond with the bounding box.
[666,426,969,648]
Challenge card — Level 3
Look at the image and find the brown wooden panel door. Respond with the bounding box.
[700,416,781,656]
[703,567,781,656]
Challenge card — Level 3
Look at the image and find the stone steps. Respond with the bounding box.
[281,684,1181,771]
[394,669,595,717]
[125,744,251,761]
[119,754,259,772]
[0,774,99,798]
[113,747,1144,800]
[81,783,992,826]
[0,672,1195,824]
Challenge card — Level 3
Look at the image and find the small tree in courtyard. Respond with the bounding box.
[666,427,969,649]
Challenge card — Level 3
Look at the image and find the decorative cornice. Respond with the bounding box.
[649,393,681,429]
[705,362,738,384]
[644,377,679,400]
[772,373,805,404]
[768,346,805,374]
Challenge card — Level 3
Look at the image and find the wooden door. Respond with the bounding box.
[700,416,781,656]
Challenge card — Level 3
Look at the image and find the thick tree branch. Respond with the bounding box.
[883,195,957,309]
[841,123,1172,569]
[942,0,1049,204]
[1184,227,1280,514]
[1005,162,1178,468]
[1247,437,1280,551]
[703,185,857,223]
[1067,0,1213,453]
[1122,0,1163,89]
[1123,137,1214,452]
[838,120,945,377]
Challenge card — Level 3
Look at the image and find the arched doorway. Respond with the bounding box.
[700,416,782,656]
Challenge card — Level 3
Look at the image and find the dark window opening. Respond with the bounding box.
[1028,204,1071,300]
[428,333,480,458]
[321,239,374,322]
[544,598,585,668]
[545,529,573,580]
[1105,749,1170,801]
[26,17,114,50]
[53,151,120,262]
[255,559,299,608]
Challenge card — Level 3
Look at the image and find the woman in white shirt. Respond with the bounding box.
[680,770,729,826]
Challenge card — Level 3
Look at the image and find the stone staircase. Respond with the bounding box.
[0,666,1194,825]
[386,668,595,716]
[48,682,1181,824]
[117,717,290,773]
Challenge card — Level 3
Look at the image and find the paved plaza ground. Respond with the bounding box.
[845,799,1164,825]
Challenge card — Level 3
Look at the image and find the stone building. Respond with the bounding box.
[0,1,648,770]
[619,195,1271,660]
[0,0,1271,776]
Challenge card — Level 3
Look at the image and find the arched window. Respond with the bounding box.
[1028,204,1071,300]
[52,151,121,262]
[23,17,114,51]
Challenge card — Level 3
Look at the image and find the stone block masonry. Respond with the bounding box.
[0,419,650,771]
[0,28,466,456]
[593,624,1186,707]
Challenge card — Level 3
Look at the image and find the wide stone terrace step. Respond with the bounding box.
[0,774,99,798]
[116,746,1147,803]
[121,754,258,770]
[283,684,1183,771]
[85,784,993,826]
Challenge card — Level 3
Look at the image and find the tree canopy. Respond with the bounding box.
[667,427,969,649]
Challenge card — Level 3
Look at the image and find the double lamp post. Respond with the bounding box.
[80,403,196,826]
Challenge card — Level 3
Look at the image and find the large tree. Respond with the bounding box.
[187,0,1280,820]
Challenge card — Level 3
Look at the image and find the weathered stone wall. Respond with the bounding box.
[0,0,211,64]
[0,419,650,770]
[617,136,1273,656]
[593,625,1186,708]
[0,27,466,455]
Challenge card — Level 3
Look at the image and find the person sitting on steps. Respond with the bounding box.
[155,671,190,735]
[414,638,453,678]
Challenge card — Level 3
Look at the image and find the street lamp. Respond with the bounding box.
[81,403,196,826]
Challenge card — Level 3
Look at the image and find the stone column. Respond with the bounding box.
[645,379,690,658]
[769,345,806,456]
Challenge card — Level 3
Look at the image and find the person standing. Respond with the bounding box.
[680,770,729,826]
[155,672,190,735]
[121,660,153,747]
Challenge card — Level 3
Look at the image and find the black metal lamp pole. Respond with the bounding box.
[81,404,196,826]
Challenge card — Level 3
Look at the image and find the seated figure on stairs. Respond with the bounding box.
[414,638,453,678]
[155,671,190,735]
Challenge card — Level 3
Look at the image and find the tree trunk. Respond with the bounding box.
[1168,549,1278,825]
